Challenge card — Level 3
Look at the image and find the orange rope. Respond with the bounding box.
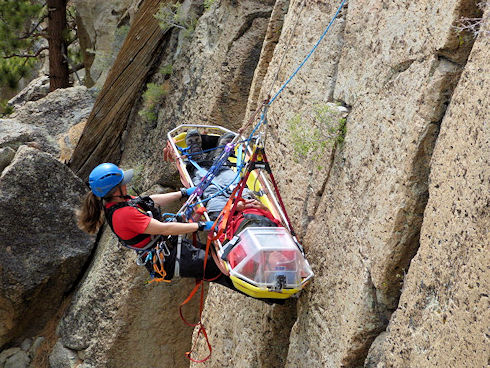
[147,252,171,284]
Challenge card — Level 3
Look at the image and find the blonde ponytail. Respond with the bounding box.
[76,191,105,234]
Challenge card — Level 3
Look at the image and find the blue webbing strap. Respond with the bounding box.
[188,158,225,190]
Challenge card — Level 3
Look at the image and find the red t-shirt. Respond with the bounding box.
[105,200,152,248]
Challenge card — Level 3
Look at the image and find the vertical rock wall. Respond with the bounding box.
[366,11,489,367]
[73,0,139,87]
[191,0,487,367]
[34,0,487,367]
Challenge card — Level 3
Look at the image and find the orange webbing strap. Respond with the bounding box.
[178,235,216,361]
[179,172,253,363]
[179,280,204,327]
[179,188,241,363]
[179,278,212,362]
[186,322,213,363]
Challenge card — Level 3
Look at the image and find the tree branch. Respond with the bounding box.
[3,46,48,59]
[22,15,48,39]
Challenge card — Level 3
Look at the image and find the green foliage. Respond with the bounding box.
[0,99,15,117]
[0,57,37,88]
[155,3,198,38]
[288,104,347,169]
[0,0,81,90]
[204,0,215,11]
[159,64,173,76]
[0,0,45,88]
[0,1,45,55]
[138,82,169,123]
[155,3,186,30]
[182,17,198,39]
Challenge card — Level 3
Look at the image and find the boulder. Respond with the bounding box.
[0,119,53,155]
[29,336,45,358]
[1,86,94,158]
[3,350,30,368]
[0,147,16,174]
[20,338,32,352]
[7,76,50,109]
[49,341,79,368]
[9,86,94,139]
[0,348,20,366]
[0,146,94,348]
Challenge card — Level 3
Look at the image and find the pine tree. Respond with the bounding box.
[0,0,79,94]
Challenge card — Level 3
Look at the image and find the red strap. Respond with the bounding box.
[179,281,203,327]
[179,280,213,363]
[185,323,213,363]
[260,151,297,237]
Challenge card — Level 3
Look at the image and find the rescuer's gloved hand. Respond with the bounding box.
[180,187,196,199]
[197,221,215,232]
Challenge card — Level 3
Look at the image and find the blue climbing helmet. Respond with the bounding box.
[88,163,134,198]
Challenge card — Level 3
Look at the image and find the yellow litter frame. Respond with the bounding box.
[167,124,312,299]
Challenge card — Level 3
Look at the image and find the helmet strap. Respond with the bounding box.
[103,185,131,201]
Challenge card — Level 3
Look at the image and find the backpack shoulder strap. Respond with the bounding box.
[104,201,154,249]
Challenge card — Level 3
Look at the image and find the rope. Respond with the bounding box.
[239,0,347,143]
[187,160,246,209]
[266,0,306,99]
[268,0,347,105]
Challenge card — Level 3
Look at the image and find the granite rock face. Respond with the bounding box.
[0,146,94,348]
[365,12,489,367]
[190,0,488,367]
[55,2,274,367]
[7,76,50,109]
[2,0,486,366]
[121,0,275,190]
[73,0,140,87]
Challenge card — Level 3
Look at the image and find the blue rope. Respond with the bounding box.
[247,111,266,142]
[268,0,347,105]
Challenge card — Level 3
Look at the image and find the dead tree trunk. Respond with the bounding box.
[69,0,171,179]
[47,0,70,91]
